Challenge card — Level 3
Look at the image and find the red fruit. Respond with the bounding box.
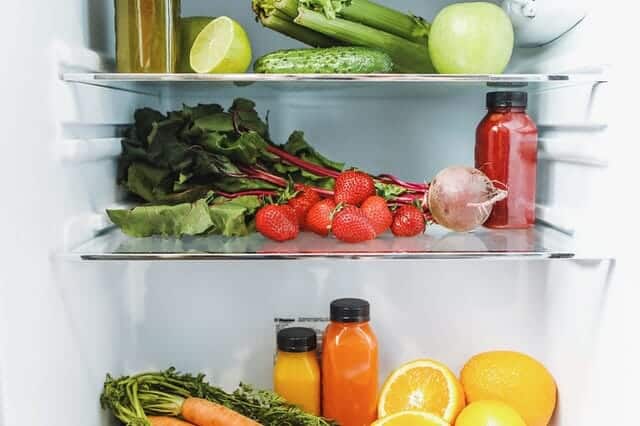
[288,186,321,225]
[361,196,393,236]
[256,204,299,242]
[334,170,376,206]
[391,205,426,237]
[332,205,377,243]
[305,199,337,237]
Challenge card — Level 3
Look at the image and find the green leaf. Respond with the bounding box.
[107,199,215,237]
[194,113,235,133]
[229,98,270,138]
[183,103,224,120]
[125,163,172,202]
[133,108,166,142]
[375,181,407,199]
[283,131,344,172]
[213,177,279,193]
[208,196,263,237]
[198,131,270,165]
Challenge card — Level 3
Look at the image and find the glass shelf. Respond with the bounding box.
[61,72,607,98]
[63,72,606,85]
[71,224,574,261]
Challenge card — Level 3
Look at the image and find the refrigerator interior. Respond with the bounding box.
[0,1,630,426]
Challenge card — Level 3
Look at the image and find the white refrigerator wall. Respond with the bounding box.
[0,2,631,426]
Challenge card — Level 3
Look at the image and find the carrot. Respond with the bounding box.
[148,416,197,426]
[181,397,261,426]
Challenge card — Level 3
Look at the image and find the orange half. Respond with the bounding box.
[378,359,465,422]
[372,410,450,426]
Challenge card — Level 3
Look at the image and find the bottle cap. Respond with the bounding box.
[277,327,317,353]
[487,91,528,108]
[330,298,370,323]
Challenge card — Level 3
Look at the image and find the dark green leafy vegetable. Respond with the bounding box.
[101,368,338,426]
[110,98,426,238]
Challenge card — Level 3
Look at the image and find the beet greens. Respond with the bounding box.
[109,98,427,238]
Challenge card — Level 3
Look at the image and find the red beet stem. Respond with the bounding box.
[215,190,278,199]
[378,174,429,191]
[267,145,341,179]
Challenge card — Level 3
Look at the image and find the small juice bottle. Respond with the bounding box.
[273,327,321,415]
[322,298,379,426]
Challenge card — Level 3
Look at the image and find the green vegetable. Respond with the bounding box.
[294,8,433,73]
[253,0,515,75]
[304,0,430,43]
[427,2,514,74]
[254,46,393,73]
[110,99,424,239]
[254,7,342,47]
[252,0,434,73]
[111,99,346,237]
[101,368,338,426]
[107,195,262,238]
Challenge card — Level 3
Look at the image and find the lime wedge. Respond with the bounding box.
[179,17,215,73]
[190,16,252,74]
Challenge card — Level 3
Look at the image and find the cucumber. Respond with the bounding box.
[253,47,393,74]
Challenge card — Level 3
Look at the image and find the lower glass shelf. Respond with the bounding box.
[71,225,574,261]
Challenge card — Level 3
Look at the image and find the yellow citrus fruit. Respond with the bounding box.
[378,359,465,423]
[190,16,252,74]
[460,351,557,426]
[455,400,526,426]
[373,410,450,426]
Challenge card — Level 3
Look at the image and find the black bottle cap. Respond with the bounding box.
[330,298,370,323]
[487,91,528,108]
[277,327,317,353]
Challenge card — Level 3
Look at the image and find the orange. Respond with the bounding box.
[460,351,557,426]
[378,359,465,422]
[455,400,526,426]
[372,410,450,426]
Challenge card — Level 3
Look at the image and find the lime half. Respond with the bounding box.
[179,17,215,73]
[190,16,252,74]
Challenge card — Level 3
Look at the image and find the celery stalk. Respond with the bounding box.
[274,0,301,19]
[295,8,435,73]
[340,0,430,44]
[252,0,340,48]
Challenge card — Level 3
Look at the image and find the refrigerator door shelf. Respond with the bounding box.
[503,0,590,47]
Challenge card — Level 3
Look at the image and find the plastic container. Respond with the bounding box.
[322,298,378,426]
[114,0,181,73]
[273,327,321,415]
[476,91,538,229]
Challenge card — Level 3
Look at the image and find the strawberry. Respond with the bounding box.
[305,199,337,237]
[288,186,321,225]
[391,205,426,237]
[361,195,393,236]
[334,170,376,206]
[256,204,299,242]
[332,205,377,243]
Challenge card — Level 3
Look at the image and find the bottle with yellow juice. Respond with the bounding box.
[273,327,321,415]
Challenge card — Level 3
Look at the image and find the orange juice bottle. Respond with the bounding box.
[273,327,321,415]
[323,299,379,426]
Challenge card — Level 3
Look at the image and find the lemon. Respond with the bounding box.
[189,16,252,74]
[456,400,526,426]
[373,410,449,426]
[179,17,215,72]
[460,351,557,426]
[378,359,465,423]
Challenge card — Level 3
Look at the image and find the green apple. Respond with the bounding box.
[428,2,514,74]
